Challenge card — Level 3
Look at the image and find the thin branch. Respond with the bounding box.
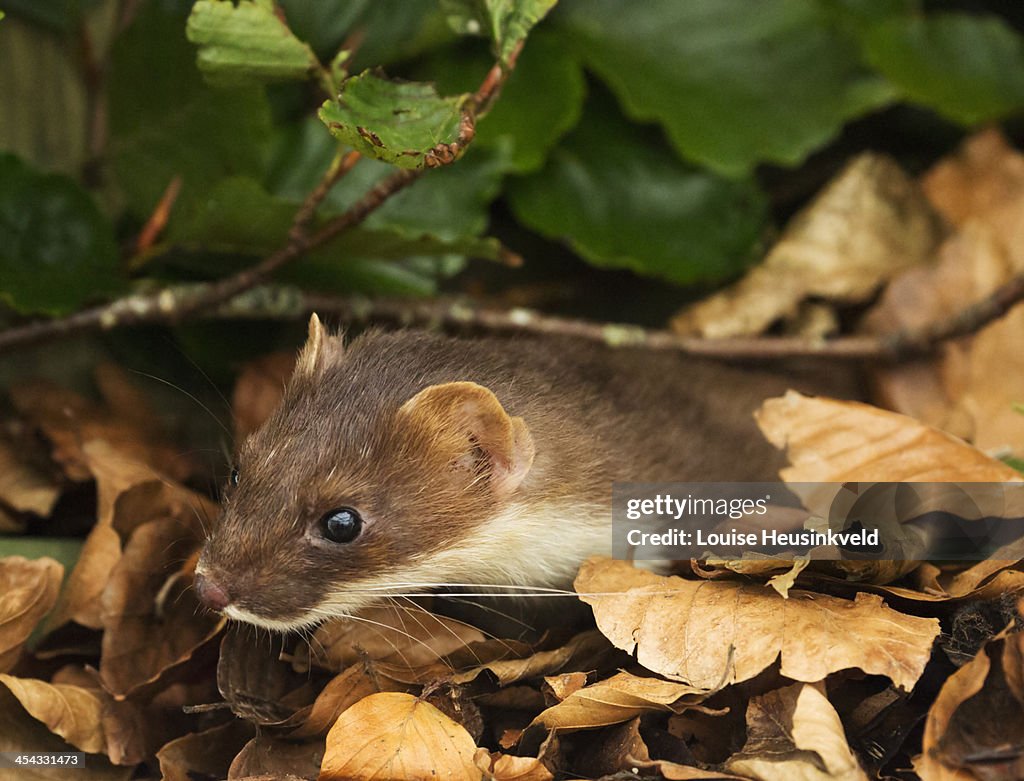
[0,164,415,352]
[289,150,361,242]
[197,271,1024,364]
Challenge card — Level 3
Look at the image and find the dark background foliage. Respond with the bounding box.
[1,0,1023,449]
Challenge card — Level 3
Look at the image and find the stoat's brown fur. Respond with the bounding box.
[196,315,856,631]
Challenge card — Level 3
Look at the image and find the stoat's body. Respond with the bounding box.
[195,316,852,631]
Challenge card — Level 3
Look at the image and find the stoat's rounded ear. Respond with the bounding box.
[399,382,535,498]
[296,313,343,377]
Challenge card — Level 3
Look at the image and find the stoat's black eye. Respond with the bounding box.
[229,467,239,487]
[320,507,362,544]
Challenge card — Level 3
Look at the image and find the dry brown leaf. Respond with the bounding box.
[319,691,481,781]
[232,352,296,440]
[756,391,1023,483]
[0,674,105,755]
[0,686,131,781]
[725,682,868,781]
[453,630,616,687]
[632,759,745,780]
[0,556,62,672]
[530,671,705,732]
[286,664,410,739]
[916,629,1024,780]
[576,558,939,692]
[863,225,1024,453]
[672,154,941,338]
[228,735,324,780]
[573,717,651,778]
[863,129,1024,455]
[0,664,166,765]
[157,719,256,781]
[0,436,59,518]
[756,392,1024,583]
[922,128,1024,241]
[10,364,195,483]
[767,559,809,598]
[217,626,320,727]
[483,753,553,781]
[308,604,486,671]
[543,671,588,702]
[99,517,223,698]
[44,440,216,633]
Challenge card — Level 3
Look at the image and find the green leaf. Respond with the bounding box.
[186,0,321,86]
[442,0,558,64]
[555,0,896,176]
[0,0,100,31]
[319,71,471,169]
[0,538,82,573]
[861,12,1024,125]
[0,13,90,175]
[1002,455,1024,475]
[109,1,272,221]
[160,175,497,296]
[171,176,501,261]
[278,0,451,70]
[507,101,768,285]
[425,30,585,172]
[0,154,123,315]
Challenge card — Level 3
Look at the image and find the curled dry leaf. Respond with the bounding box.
[307,604,486,672]
[319,691,481,781]
[483,753,554,781]
[44,439,217,633]
[542,671,588,702]
[725,682,868,781]
[0,556,62,672]
[767,558,809,598]
[530,670,706,732]
[451,629,617,687]
[0,686,130,781]
[576,558,939,692]
[0,674,105,755]
[755,392,1024,583]
[286,662,410,739]
[158,719,257,781]
[672,153,942,338]
[0,666,166,766]
[9,363,195,482]
[756,391,1023,483]
[228,734,324,781]
[922,128,1024,259]
[99,517,224,698]
[575,717,649,778]
[0,435,59,518]
[916,629,1024,780]
[218,625,319,726]
[865,129,1024,456]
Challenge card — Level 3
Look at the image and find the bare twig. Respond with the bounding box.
[288,150,361,242]
[135,175,182,254]
[198,272,1024,363]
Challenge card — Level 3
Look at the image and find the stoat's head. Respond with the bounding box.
[194,315,536,632]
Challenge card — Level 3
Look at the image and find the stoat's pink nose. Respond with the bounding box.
[194,571,231,611]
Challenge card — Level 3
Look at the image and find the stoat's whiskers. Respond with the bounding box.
[384,597,484,667]
[435,594,535,633]
[307,606,449,672]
